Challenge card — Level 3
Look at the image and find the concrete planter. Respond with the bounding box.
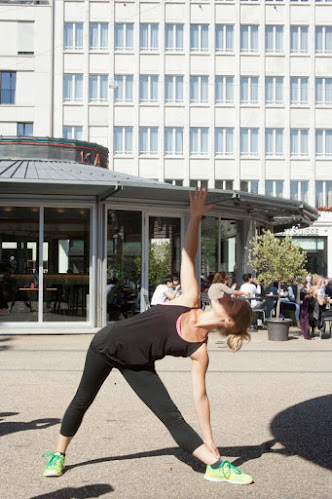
[266,318,292,341]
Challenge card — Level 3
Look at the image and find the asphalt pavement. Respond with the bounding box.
[0,328,331,499]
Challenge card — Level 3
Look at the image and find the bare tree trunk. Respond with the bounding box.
[276,281,281,319]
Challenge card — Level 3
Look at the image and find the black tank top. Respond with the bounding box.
[90,305,205,369]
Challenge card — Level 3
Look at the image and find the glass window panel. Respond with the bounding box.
[148,217,181,299]
[276,181,283,198]
[43,208,90,322]
[107,210,142,320]
[201,25,209,50]
[76,23,83,49]
[176,25,183,50]
[126,24,134,49]
[201,216,219,279]
[63,75,72,101]
[64,23,73,49]
[190,25,199,50]
[90,23,98,49]
[0,207,39,322]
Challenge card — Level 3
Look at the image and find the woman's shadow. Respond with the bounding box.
[67,394,332,473]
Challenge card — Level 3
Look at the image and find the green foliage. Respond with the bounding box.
[135,241,171,286]
[248,230,307,285]
[247,230,307,319]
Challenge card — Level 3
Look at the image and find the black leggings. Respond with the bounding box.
[60,347,203,454]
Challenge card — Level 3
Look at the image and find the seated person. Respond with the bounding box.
[279,280,300,328]
[151,277,180,305]
[239,273,264,309]
[208,271,249,300]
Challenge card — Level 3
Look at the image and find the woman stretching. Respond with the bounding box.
[43,188,253,485]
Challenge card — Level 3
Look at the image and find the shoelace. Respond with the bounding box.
[42,452,62,466]
[220,460,242,479]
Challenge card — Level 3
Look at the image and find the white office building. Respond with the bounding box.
[0,0,332,274]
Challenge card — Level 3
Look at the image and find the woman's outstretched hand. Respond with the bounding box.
[189,187,215,218]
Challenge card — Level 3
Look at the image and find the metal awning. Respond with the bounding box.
[0,159,318,229]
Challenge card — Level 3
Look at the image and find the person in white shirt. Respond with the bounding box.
[151,277,180,305]
[239,273,263,309]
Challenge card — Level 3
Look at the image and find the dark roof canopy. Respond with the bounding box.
[0,158,318,230]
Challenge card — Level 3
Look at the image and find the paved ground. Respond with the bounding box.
[0,328,331,499]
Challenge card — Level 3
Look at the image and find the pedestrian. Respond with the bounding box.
[42,188,253,485]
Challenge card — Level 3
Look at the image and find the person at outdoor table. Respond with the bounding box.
[208,272,249,300]
[239,274,263,309]
[150,276,181,305]
[279,280,301,329]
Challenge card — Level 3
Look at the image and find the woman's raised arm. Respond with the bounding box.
[173,188,214,307]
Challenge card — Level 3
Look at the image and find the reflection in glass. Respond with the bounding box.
[0,207,39,322]
[201,217,218,281]
[148,217,181,299]
[107,210,142,321]
[43,208,90,322]
[220,220,238,278]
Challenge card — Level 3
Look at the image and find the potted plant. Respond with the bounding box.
[247,230,307,341]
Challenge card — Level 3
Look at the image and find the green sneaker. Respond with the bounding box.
[42,452,65,477]
[204,460,253,485]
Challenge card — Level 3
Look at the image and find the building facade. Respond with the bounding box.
[0,0,332,272]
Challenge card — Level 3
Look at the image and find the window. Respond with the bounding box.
[266,128,284,156]
[17,122,33,137]
[266,77,283,104]
[190,180,208,188]
[114,127,133,155]
[240,180,259,194]
[290,181,309,202]
[114,75,133,103]
[265,26,283,53]
[265,180,284,198]
[165,24,183,51]
[316,26,332,54]
[290,26,308,53]
[165,179,184,186]
[0,72,16,105]
[190,24,209,52]
[115,23,134,51]
[215,128,234,155]
[240,77,258,104]
[190,76,209,104]
[165,76,183,103]
[63,126,82,140]
[140,23,159,51]
[215,180,233,190]
[215,76,234,104]
[240,128,259,156]
[190,128,209,155]
[89,23,108,50]
[316,181,332,208]
[290,129,309,156]
[139,127,158,155]
[164,128,183,155]
[290,77,308,104]
[63,74,83,102]
[316,78,332,105]
[64,23,83,50]
[215,25,234,53]
[240,25,258,53]
[89,75,108,102]
[316,129,332,156]
[140,76,158,103]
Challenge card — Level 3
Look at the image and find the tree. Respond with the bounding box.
[247,230,307,319]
